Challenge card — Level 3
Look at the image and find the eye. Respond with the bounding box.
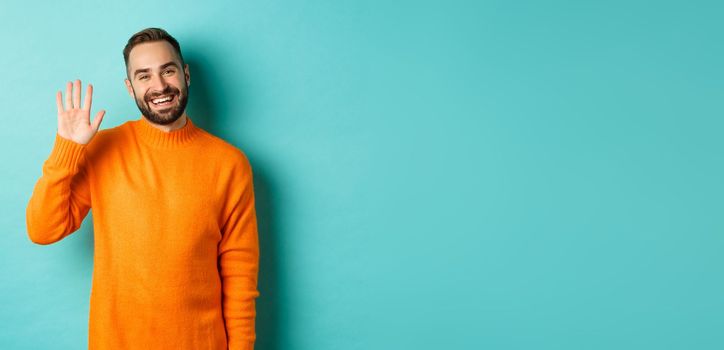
[163,69,175,76]
[139,75,149,80]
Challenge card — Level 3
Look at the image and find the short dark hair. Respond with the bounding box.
[123,27,185,76]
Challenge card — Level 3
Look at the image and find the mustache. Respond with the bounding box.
[145,86,180,100]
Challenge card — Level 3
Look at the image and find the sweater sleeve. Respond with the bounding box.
[26,133,92,245]
[218,155,260,350]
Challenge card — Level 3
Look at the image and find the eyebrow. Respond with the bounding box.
[132,61,180,78]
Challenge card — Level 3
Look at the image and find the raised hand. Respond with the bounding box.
[56,79,106,145]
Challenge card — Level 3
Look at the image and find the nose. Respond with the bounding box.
[150,74,169,94]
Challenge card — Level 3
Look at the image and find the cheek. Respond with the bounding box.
[139,91,151,103]
[173,78,187,90]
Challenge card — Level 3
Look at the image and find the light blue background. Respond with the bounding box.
[1,0,723,349]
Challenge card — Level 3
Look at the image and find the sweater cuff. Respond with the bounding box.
[47,133,87,172]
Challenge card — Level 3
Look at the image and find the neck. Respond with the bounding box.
[143,113,188,133]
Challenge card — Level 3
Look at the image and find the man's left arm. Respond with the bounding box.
[218,155,260,350]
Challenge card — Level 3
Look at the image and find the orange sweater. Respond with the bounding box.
[26,116,260,350]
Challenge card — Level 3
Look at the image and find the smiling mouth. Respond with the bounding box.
[149,94,176,108]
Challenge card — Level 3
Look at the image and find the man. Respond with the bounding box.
[26,27,260,350]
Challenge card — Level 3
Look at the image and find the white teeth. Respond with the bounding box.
[152,96,172,104]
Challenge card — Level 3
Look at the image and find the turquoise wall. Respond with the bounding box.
[1,0,723,349]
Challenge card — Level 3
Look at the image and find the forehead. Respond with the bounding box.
[127,41,181,71]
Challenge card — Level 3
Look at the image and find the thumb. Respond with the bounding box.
[92,110,106,131]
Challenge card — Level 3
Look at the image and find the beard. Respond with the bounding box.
[133,82,189,126]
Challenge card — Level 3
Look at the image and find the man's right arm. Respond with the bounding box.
[26,134,92,244]
[26,79,105,245]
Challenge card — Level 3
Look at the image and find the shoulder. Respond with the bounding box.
[196,132,256,195]
[85,121,134,157]
[197,130,253,172]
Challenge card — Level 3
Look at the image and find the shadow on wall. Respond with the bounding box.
[185,50,282,350]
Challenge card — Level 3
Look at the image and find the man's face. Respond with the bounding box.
[124,41,190,125]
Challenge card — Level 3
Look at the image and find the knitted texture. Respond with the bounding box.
[26,116,259,350]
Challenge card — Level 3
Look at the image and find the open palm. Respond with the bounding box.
[56,79,105,145]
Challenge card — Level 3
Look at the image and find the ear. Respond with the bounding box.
[124,78,134,98]
[184,63,190,87]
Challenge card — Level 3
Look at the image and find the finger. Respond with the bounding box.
[56,91,64,114]
[92,110,106,131]
[72,79,81,109]
[65,82,72,110]
[83,83,93,111]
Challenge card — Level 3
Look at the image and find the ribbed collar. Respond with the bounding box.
[132,115,202,148]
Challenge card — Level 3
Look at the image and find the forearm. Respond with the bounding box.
[26,133,91,244]
[220,249,260,349]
